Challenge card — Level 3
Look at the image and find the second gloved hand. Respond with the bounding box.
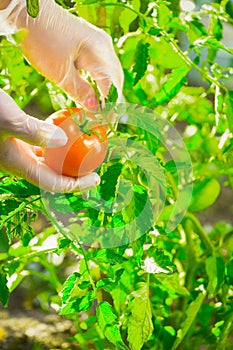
[0,89,100,192]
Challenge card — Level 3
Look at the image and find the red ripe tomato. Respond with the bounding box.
[44,107,108,177]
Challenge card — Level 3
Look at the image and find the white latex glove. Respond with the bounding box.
[0,0,124,191]
[0,0,124,104]
[0,89,100,192]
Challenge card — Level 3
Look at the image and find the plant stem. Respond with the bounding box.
[40,198,99,302]
[175,221,198,330]
[184,212,215,255]
[182,220,198,290]
[100,2,147,23]
[38,255,62,292]
[216,311,233,350]
[100,2,228,92]
[159,30,227,92]
[166,171,178,200]
[0,247,62,264]
[71,242,99,300]
[29,268,61,292]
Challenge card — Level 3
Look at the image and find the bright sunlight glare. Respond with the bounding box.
[180,0,195,11]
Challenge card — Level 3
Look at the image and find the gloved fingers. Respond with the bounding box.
[89,73,111,99]
[88,58,124,100]
[74,34,124,99]
[58,63,98,106]
[38,164,100,193]
[0,89,67,147]
[0,138,100,193]
[79,57,123,101]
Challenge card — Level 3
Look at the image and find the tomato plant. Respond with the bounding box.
[1,1,233,350]
[44,107,108,177]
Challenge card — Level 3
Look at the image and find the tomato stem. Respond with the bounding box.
[86,128,106,143]
[68,107,105,137]
[69,107,86,127]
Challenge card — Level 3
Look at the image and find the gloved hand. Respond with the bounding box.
[0,89,100,192]
[0,0,124,192]
[1,0,124,104]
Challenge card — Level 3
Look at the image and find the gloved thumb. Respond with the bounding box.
[0,89,67,147]
[9,114,68,148]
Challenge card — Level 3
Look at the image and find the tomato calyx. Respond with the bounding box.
[69,107,106,142]
[69,107,87,130]
[85,128,106,143]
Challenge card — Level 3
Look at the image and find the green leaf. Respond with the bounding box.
[212,320,225,339]
[132,236,145,265]
[171,292,206,350]
[99,163,124,201]
[79,0,99,4]
[206,256,226,297]
[90,248,127,264]
[157,3,172,28]
[187,19,208,44]
[135,85,148,105]
[96,268,124,292]
[61,272,81,303]
[0,37,43,108]
[60,291,95,315]
[0,199,21,216]
[61,272,81,304]
[0,270,9,307]
[149,36,186,69]
[127,282,153,350]
[8,268,29,293]
[226,259,233,284]
[75,1,98,25]
[78,280,91,290]
[211,17,223,41]
[163,326,176,350]
[48,193,87,214]
[96,278,117,292]
[0,202,26,233]
[133,40,150,85]
[119,0,140,33]
[147,247,176,273]
[149,67,189,107]
[26,0,39,18]
[106,84,118,103]
[224,91,233,133]
[189,178,221,212]
[0,178,40,197]
[208,16,222,62]
[97,301,128,350]
[155,274,190,296]
[122,184,154,240]
[60,271,96,315]
[58,238,71,249]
